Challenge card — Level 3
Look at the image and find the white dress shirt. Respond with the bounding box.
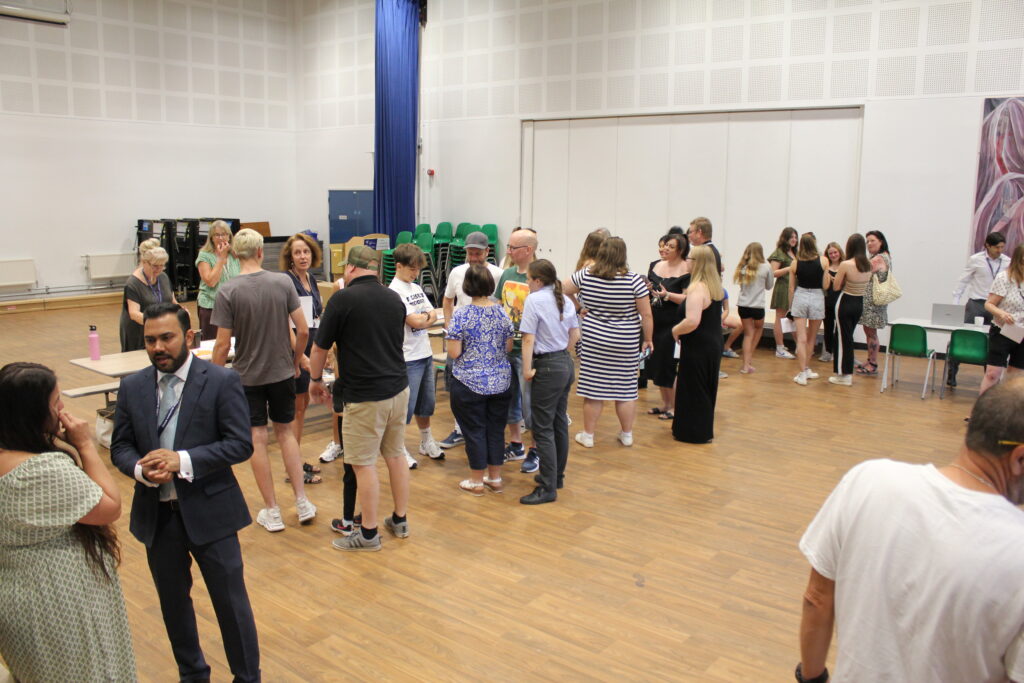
[953,251,1012,302]
[134,351,195,492]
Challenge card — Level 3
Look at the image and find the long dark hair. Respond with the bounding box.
[528,259,566,320]
[660,233,689,260]
[776,226,798,253]
[845,234,872,273]
[0,363,120,578]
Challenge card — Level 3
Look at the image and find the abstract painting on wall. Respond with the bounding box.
[974,97,1024,254]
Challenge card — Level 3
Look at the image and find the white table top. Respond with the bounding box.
[889,317,989,333]
[70,339,235,378]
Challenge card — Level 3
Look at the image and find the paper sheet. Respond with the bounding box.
[1000,323,1024,343]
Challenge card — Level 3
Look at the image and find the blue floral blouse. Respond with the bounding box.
[446,304,514,395]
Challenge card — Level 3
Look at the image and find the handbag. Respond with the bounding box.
[872,268,902,306]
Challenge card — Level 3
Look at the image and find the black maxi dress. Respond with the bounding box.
[672,298,723,444]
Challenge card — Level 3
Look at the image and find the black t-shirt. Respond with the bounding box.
[315,275,408,403]
[705,241,724,274]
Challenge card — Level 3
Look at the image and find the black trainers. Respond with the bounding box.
[520,448,539,473]
[534,473,564,490]
[520,486,556,505]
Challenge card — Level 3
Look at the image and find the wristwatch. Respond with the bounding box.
[310,376,323,383]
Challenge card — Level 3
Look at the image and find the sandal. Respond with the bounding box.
[657,411,674,420]
[855,363,878,376]
[647,407,668,415]
[482,476,504,493]
[303,462,321,474]
[459,479,485,496]
[285,470,323,484]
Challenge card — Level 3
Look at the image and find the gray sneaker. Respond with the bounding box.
[332,529,381,552]
[383,516,409,539]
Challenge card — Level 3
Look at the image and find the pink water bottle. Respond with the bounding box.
[88,325,101,360]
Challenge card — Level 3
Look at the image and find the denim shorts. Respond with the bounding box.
[405,355,436,423]
[790,287,825,320]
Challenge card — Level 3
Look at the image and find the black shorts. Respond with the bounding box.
[987,327,1024,369]
[332,379,347,414]
[244,377,296,426]
[738,306,765,320]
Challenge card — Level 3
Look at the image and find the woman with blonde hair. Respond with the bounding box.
[788,233,829,385]
[564,237,653,448]
[820,241,845,363]
[195,220,240,341]
[671,245,724,443]
[120,237,177,351]
[732,242,774,374]
[980,243,1024,394]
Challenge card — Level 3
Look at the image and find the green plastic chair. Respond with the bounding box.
[395,231,413,245]
[881,324,936,399]
[433,222,452,245]
[481,223,498,245]
[940,329,989,399]
[414,223,431,237]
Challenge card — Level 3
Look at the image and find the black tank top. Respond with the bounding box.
[796,258,824,289]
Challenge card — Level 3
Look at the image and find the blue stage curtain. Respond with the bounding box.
[374,0,419,241]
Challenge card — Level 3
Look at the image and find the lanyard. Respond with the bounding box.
[156,391,183,437]
[986,257,1003,279]
[148,280,164,304]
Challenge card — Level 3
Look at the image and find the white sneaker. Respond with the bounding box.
[419,440,444,460]
[793,371,807,386]
[617,431,634,447]
[719,370,728,379]
[296,498,316,525]
[405,451,418,470]
[776,347,796,359]
[805,369,820,380]
[256,507,285,532]
[818,352,833,363]
[828,374,853,386]
[318,440,342,463]
[574,431,594,448]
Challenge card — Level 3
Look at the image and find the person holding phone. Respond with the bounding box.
[646,233,690,419]
[0,362,135,682]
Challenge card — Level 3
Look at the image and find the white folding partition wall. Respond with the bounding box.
[522,108,863,284]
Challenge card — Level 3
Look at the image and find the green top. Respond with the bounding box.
[195,250,240,309]
[495,266,529,356]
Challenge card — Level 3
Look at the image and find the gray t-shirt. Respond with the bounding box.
[212,270,300,386]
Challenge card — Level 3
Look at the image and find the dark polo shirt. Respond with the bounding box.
[316,275,408,403]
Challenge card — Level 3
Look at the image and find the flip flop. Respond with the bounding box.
[647,407,668,415]
[303,462,321,474]
[657,411,674,420]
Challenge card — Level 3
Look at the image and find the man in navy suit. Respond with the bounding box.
[111,302,260,682]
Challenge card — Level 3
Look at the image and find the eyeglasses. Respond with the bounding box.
[999,440,1024,447]
[506,244,528,251]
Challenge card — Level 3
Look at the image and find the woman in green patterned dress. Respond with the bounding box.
[0,363,136,682]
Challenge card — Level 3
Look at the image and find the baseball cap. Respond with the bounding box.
[465,231,489,250]
[342,244,379,271]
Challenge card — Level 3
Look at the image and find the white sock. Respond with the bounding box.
[419,427,432,444]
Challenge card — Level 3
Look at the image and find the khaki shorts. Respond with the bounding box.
[341,388,410,466]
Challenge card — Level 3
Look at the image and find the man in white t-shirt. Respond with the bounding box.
[389,243,444,468]
[796,378,1024,683]
[438,231,503,448]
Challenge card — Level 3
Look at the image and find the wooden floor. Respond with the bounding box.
[1,302,978,681]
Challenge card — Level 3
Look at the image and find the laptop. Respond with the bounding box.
[931,303,965,326]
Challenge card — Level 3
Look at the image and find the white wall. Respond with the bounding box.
[294,125,374,239]
[0,114,296,290]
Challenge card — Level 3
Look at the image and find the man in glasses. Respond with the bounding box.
[795,378,1024,683]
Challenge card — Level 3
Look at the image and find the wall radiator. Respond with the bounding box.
[85,252,136,280]
[0,259,36,289]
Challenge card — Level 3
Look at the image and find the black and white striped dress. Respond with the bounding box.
[571,267,646,401]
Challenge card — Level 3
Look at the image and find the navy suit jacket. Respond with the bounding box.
[111,356,253,548]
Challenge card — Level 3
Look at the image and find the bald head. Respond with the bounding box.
[507,228,537,269]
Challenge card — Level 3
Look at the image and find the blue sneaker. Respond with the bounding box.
[439,429,464,448]
[520,448,539,473]
[503,442,526,462]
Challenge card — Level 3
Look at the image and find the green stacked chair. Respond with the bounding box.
[444,223,477,277]
[939,329,988,399]
[414,223,431,237]
[880,324,936,399]
[415,231,438,302]
[481,223,499,265]
[396,230,413,245]
[433,221,453,279]
[380,247,397,286]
